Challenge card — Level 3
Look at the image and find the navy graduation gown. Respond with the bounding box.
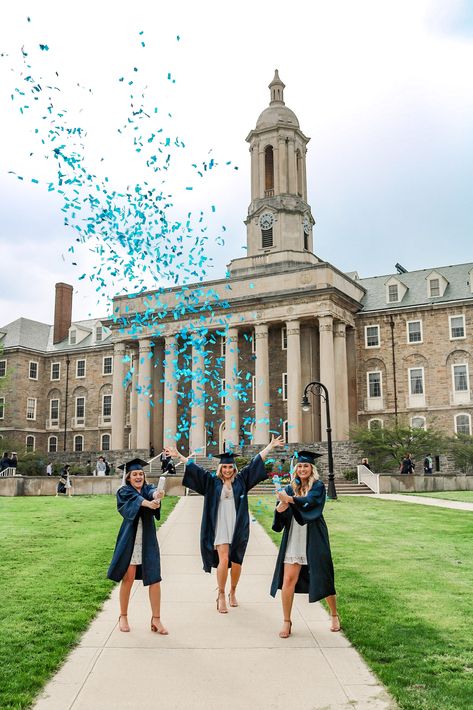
[270,480,336,603]
[107,483,162,586]
[183,454,268,573]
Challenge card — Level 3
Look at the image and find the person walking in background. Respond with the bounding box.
[160,450,176,475]
[1,452,11,472]
[46,462,52,476]
[168,435,284,613]
[56,464,70,495]
[423,453,433,475]
[361,457,371,470]
[86,460,92,476]
[400,453,415,474]
[10,452,17,470]
[149,443,155,458]
[107,458,168,635]
[96,456,107,476]
[271,451,339,638]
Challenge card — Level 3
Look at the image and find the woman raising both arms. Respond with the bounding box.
[167,435,284,613]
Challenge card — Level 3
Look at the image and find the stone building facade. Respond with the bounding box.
[1,72,472,458]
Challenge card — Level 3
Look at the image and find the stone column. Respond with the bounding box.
[254,323,270,445]
[224,327,240,448]
[151,341,164,454]
[258,150,265,198]
[129,349,138,450]
[163,335,178,448]
[136,339,152,450]
[334,322,349,440]
[278,137,287,193]
[111,342,126,450]
[286,320,302,443]
[189,342,206,454]
[250,145,258,199]
[318,315,336,441]
[287,139,297,194]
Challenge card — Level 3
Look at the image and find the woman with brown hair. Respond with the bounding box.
[270,450,339,638]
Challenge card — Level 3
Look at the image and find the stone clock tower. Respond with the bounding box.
[229,70,319,276]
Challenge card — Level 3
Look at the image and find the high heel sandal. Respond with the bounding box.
[118,614,130,633]
[279,619,292,639]
[228,589,238,607]
[151,616,169,635]
[216,589,228,614]
[330,614,341,632]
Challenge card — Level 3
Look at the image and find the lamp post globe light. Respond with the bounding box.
[301,381,337,500]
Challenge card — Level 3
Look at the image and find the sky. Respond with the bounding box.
[0,0,472,326]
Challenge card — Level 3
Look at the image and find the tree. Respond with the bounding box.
[350,420,448,473]
[448,434,473,474]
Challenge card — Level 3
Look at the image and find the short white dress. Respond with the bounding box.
[214,485,236,546]
[130,519,143,565]
[284,517,308,565]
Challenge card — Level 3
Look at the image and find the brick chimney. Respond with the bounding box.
[53,283,73,344]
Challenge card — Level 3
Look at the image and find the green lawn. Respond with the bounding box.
[249,495,473,710]
[0,495,178,710]
[406,491,473,503]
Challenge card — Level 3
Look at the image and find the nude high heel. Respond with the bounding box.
[151,616,169,635]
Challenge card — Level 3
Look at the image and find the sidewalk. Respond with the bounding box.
[373,494,473,511]
[34,497,396,710]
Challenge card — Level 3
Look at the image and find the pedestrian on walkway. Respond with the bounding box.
[270,450,339,638]
[107,458,168,635]
[95,456,107,476]
[400,453,415,474]
[168,434,284,613]
[56,464,70,496]
[423,453,433,475]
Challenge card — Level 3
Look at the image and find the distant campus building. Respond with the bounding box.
[1,72,472,456]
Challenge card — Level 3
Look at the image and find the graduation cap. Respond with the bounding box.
[118,458,149,485]
[214,452,236,465]
[294,450,323,465]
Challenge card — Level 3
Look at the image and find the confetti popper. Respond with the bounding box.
[156,476,166,493]
[272,475,283,494]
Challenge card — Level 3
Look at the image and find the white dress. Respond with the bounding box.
[130,519,143,565]
[284,517,308,565]
[214,485,236,546]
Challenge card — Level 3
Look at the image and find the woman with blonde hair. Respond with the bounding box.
[168,435,284,613]
[270,450,339,638]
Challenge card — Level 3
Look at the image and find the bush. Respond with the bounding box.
[342,469,358,481]
[234,456,249,470]
[17,453,47,476]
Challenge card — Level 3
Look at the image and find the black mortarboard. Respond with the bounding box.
[214,452,236,465]
[294,450,323,464]
[117,458,149,473]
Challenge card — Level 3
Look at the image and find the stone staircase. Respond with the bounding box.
[249,480,374,496]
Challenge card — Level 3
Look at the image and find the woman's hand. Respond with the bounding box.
[277,490,293,505]
[259,434,285,461]
[166,446,188,464]
[276,501,289,513]
[143,498,161,509]
[153,490,165,501]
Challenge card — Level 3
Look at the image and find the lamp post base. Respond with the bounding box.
[327,473,338,500]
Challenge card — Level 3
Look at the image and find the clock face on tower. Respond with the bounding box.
[259,212,274,230]
[303,215,311,235]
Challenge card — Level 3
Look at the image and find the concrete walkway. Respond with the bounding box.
[34,497,396,710]
[373,494,473,511]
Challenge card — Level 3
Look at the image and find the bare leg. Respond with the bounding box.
[118,565,136,631]
[229,563,242,606]
[280,563,301,638]
[216,544,229,613]
[325,594,340,631]
[149,582,168,634]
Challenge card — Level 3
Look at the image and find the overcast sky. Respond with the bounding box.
[1,0,472,326]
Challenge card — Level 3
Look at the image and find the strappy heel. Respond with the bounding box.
[216,589,228,614]
[151,616,169,635]
[279,619,292,638]
[118,614,130,632]
[228,589,238,607]
[330,614,341,632]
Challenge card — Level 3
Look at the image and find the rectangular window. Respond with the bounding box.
[281,327,287,350]
[282,372,288,401]
[388,284,399,302]
[429,279,440,297]
[453,364,468,392]
[50,399,60,421]
[220,378,226,405]
[69,329,77,345]
[26,397,37,420]
[220,335,226,357]
[450,315,465,339]
[409,368,424,395]
[407,320,422,343]
[455,415,471,435]
[103,356,113,375]
[76,359,86,378]
[29,361,38,380]
[0,397,4,419]
[51,362,60,380]
[261,228,273,248]
[0,360,7,378]
[251,332,256,354]
[103,395,112,417]
[252,375,256,404]
[368,372,382,398]
[76,397,85,418]
[48,436,58,453]
[74,435,83,452]
[365,325,380,348]
[95,326,103,342]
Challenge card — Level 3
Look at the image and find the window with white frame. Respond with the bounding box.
[409,368,424,395]
[103,356,113,375]
[251,332,256,354]
[50,398,60,422]
[411,416,426,429]
[26,435,35,452]
[26,397,37,420]
[102,394,112,417]
[365,325,380,348]
[368,419,383,430]
[95,326,103,342]
[282,372,288,401]
[252,375,256,404]
[455,414,471,435]
[76,359,86,378]
[220,378,226,405]
[101,433,111,451]
[48,436,58,453]
[368,371,382,398]
[76,396,85,419]
[220,335,226,357]
[69,329,77,345]
[429,278,440,297]
[0,360,6,378]
[281,327,287,350]
[51,362,60,380]
[449,315,465,340]
[388,284,399,303]
[283,419,289,442]
[29,361,38,380]
[407,320,422,343]
[74,435,84,452]
[0,397,4,419]
[453,364,469,392]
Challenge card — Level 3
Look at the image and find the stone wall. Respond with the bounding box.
[0,474,185,497]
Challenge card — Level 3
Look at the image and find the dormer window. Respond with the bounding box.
[427,270,448,298]
[69,329,77,345]
[429,279,440,297]
[388,284,399,302]
[385,276,406,304]
[96,326,103,342]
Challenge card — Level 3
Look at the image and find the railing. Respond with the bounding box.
[0,467,16,477]
[357,464,379,493]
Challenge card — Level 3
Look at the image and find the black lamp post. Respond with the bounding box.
[301,381,337,500]
[63,355,71,452]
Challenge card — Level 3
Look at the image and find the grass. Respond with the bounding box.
[0,495,178,710]
[249,495,473,710]
[404,491,473,503]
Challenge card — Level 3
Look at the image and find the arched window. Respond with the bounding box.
[74,435,84,452]
[411,416,426,430]
[368,419,383,430]
[101,433,111,451]
[455,414,471,435]
[48,436,58,453]
[26,435,35,452]
[264,145,274,195]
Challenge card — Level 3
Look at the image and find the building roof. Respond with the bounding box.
[358,262,473,312]
[0,317,112,353]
